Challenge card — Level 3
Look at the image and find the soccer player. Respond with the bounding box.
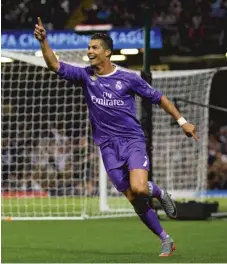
[34,17,198,257]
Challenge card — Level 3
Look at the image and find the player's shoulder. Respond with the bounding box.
[116,67,140,80]
[84,65,94,74]
[79,65,96,79]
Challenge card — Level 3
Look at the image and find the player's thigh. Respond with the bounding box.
[127,139,150,172]
[107,167,130,193]
[127,146,149,195]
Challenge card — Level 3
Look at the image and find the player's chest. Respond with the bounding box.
[86,77,130,97]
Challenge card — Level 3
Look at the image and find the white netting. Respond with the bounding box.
[1,50,216,220]
[152,70,216,198]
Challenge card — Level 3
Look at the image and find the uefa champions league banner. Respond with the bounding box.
[1,28,162,50]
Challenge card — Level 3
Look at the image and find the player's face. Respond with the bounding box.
[87,39,110,66]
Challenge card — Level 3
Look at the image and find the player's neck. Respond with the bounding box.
[94,61,116,76]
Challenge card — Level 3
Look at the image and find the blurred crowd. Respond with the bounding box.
[208,125,227,190]
[1,0,78,30]
[2,0,227,54]
[2,125,99,196]
[83,0,227,54]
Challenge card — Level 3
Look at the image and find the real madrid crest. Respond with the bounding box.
[115,81,122,90]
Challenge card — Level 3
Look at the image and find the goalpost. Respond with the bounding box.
[1,50,217,220]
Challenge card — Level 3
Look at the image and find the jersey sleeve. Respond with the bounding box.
[131,74,163,104]
[56,61,86,81]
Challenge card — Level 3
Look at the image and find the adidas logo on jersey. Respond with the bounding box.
[143,155,148,167]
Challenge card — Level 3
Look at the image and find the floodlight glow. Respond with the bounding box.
[35,50,43,57]
[110,55,126,61]
[1,57,14,63]
[35,50,59,59]
[83,55,126,62]
[82,56,89,62]
[120,49,139,55]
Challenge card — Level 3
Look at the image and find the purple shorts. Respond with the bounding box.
[100,137,150,192]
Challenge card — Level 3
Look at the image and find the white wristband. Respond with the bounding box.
[177,117,187,127]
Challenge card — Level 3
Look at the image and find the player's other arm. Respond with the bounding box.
[34,17,59,72]
[131,74,198,141]
[159,95,198,141]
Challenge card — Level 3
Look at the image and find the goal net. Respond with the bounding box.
[151,70,216,198]
[1,50,216,220]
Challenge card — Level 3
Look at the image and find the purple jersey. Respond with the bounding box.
[57,62,163,145]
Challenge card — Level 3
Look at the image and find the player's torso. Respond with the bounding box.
[82,69,134,109]
[79,67,144,144]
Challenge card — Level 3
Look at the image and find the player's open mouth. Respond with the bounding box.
[88,55,96,61]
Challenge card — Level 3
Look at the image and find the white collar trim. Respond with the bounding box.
[95,66,118,77]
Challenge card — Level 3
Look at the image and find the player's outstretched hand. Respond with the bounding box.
[182,123,198,141]
[34,17,46,42]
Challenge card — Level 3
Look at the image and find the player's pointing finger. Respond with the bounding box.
[37,17,43,27]
[192,132,198,141]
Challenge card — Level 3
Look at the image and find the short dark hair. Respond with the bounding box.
[91,33,113,57]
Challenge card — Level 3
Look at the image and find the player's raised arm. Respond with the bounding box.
[34,17,60,72]
[159,95,198,141]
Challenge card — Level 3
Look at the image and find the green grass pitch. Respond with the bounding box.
[2,197,227,263]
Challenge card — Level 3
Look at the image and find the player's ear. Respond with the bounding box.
[105,49,111,57]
